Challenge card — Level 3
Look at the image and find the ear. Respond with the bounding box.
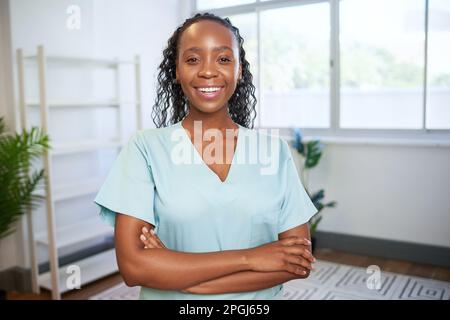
[238,64,242,81]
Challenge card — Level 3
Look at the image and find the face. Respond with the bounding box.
[176,20,242,114]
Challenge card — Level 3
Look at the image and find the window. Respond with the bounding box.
[196,0,255,11]
[260,3,330,128]
[340,0,425,129]
[426,0,450,129]
[195,0,450,134]
[226,13,258,86]
[226,13,259,121]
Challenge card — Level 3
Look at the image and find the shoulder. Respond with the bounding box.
[137,125,173,141]
[123,124,177,164]
[130,123,179,147]
[242,127,292,160]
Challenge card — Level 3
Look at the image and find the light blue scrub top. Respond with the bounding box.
[94,121,318,300]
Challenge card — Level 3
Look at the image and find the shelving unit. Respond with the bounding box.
[38,249,117,294]
[16,45,142,299]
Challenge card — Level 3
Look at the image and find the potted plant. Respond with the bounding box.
[292,128,336,253]
[0,117,50,299]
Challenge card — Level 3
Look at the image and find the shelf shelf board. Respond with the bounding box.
[26,101,140,108]
[26,101,123,108]
[38,249,118,293]
[55,177,105,202]
[35,215,113,248]
[24,54,134,68]
[35,177,105,202]
[51,140,122,155]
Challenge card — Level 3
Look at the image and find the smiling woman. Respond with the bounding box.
[176,22,241,110]
[94,12,318,300]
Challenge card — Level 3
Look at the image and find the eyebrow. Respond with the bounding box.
[183,46,233,54]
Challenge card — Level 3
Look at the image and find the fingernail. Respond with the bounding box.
[142,227,148,233]
[140,234,146,241]
[150,228,155,235]
[302,270,307,275]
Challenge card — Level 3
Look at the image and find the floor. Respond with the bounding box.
[7,248,450,300]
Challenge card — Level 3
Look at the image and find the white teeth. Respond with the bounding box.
[197,87,221,93]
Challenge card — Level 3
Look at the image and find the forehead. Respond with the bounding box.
[178,20,238,53]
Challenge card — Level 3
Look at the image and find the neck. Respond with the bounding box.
[182,105,238,131]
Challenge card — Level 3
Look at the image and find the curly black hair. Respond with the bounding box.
[151,12,257,129]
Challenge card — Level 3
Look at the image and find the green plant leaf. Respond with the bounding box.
[305,140,322,169]
[0,117,50,239]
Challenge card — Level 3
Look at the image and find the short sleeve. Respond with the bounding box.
[94,132,156,228]
[278,139,318,234]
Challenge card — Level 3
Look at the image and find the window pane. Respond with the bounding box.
[426,0,450,129]
[196,0,255,11]
[225,13,259,123]
[340,0,425,129]
[260,3,330,128]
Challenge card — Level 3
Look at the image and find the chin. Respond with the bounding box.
[190,101,227,114]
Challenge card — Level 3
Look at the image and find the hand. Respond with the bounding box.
[139,230,194,293]
[139,226,166,249]
[245,237,316,276]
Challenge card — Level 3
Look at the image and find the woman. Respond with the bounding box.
[94,13,318,300]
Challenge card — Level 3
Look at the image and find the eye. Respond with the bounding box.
[186,57,199,64]
[219,57,232,64]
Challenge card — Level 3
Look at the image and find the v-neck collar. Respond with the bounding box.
[177,121,242,184]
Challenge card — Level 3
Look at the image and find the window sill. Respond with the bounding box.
[281,135,450,148]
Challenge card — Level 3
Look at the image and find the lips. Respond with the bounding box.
[194,86,225,100]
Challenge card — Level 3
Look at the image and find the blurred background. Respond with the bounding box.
[0,0,449,300]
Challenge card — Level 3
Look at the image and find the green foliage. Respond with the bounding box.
[293,128,336,237]
[308,189,336,236]
[431,73,450,86]
[0,117,50,238]
[341,43,423,88]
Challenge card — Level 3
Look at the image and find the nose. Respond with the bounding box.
[198,59,218,79]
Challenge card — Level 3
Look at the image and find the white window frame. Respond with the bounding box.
[191,0,450,147]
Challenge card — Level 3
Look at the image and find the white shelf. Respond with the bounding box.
[51,139,123,155]
[25,54,134,68]
[26,101,121,108]
[25,100,141,108]
[53,177,105,202]
[38,249,118,293]
[35,216,113,248]
[35,177,105,202]
[17,46,141,299]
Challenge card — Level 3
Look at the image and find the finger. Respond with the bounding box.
[282,237,311,247]
[142,227,162,248]
[144,233,161,248]
[286,264,308,276]
[139,234,155,249]
[142,226,151,237]
[284,245,312,260]
[150,228,167,248]
[298,248,316,263]
[143,227,166,249]
[286,255,313,270]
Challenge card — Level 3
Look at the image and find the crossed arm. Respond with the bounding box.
[171,225,312,294]
[116,213,314,294]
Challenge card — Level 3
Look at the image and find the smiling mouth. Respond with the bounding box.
[194,86,225,100]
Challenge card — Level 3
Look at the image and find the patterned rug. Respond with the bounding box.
[89,260,450,300]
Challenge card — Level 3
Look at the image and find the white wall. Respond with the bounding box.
[0,0,22,273]
[92,0,182,131]
[1,0,184,272]
[295,142,450,248]
[3,0,447,275]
